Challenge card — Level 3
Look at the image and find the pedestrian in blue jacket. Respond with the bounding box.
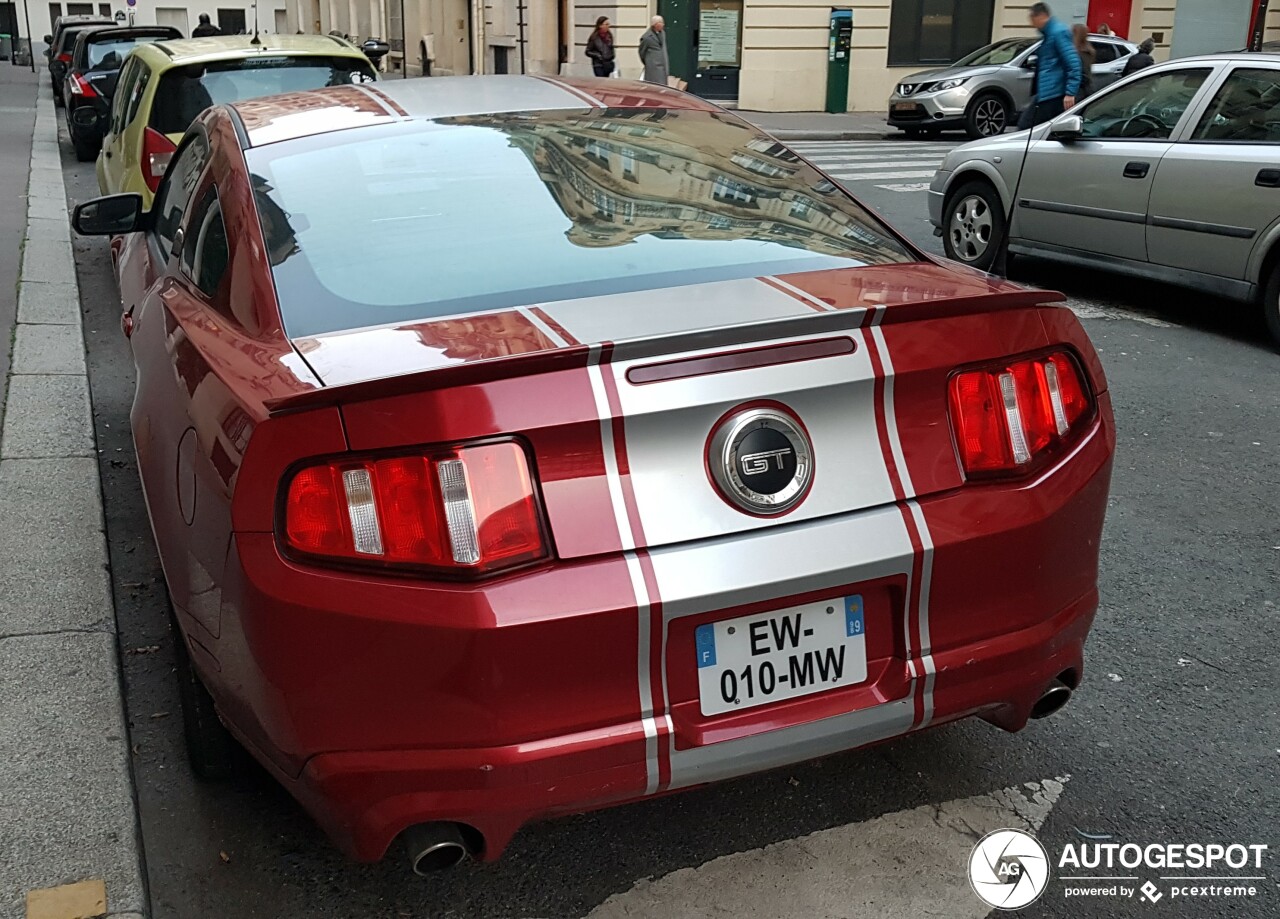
[1019,2,1082,129]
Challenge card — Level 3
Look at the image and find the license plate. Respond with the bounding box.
[892,102,918,113]
[695,596,868,716]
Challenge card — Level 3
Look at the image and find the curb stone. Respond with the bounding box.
[0,78,148,919]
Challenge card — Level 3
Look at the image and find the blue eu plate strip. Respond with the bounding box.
[845,595,864,637]
[695,624,717,668]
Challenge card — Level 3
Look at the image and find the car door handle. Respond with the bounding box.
[1256,169,1280,187]
[1123,161,1150,179]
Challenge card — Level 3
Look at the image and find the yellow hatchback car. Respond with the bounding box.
[97,34,378,204]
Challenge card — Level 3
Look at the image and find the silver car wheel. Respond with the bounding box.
[948,195,994,263]
[974,98,1006,136]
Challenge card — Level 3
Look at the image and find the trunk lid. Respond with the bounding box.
[282,265,1063,559]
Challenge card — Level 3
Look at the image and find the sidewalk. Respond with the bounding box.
[0,71,147,919]
[736,109,894,141]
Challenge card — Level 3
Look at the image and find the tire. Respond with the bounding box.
[170,609,238,781]
[1262,259,1280,349]
[942,179,1007,272]
[70,127,98,162]
[965,93,1010,139]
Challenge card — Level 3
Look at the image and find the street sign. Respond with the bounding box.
[126,0,136,7]
[114,10,126,20]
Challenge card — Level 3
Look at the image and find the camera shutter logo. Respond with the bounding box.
[968,828,1051,910]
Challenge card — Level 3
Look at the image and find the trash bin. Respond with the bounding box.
[0,34,12,62]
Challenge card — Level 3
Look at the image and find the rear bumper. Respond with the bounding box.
[294,587,1095,862]
[210,394,1114,863]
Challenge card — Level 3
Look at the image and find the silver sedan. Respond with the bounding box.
[930,53,1280,345]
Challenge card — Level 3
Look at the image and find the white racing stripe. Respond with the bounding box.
[586,776,1071,919]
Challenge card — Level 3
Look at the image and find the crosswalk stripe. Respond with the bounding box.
[790,144,957,154]
[797,153,947,161]
[818,160,943,170]
[828,170,939,181]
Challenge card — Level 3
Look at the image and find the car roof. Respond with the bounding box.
[135,33,364,67]
[55,15,114,27]
[1157,51,1280,64]
[229,74,719,147]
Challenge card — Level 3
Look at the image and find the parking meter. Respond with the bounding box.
[826,9,853,113]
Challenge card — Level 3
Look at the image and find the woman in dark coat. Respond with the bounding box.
[1072,24,1096,99]
[586,17,615,78]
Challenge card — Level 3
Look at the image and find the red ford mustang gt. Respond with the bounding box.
[73,75,1114,873]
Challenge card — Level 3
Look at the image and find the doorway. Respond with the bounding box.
[1088,0,1132,36]
[217,8,247,33]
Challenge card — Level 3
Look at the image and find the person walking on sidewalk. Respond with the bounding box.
[1072,24,1096,99]
[1123,38,1156,76]
[1018,2,1081,129]
[192,13,221,37]
[586,17,615,78]
[639,16,669,85]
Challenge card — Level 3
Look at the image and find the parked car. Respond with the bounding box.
[72,74,1114,870]
[44,14,115,106]
[96,34,378,205]
[64,25,184,162]
[930,53,1280,344]
[889,34,1138,139]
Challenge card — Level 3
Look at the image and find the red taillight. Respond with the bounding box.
[949,350,1093,477]
[68,73,98,97]
[282,441,547,576]
[141,127,177,194]
[56,52,72,63]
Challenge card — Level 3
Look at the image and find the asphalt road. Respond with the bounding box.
[58,126,1279,918]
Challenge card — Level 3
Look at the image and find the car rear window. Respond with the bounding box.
[246,109,915,339]
[58,25,106,53]
[84,37,154,69]
[149,56,377,135]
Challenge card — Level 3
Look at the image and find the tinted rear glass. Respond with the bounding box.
[84,36,156,69]
[150,56,377,135]
[247,109,915,339]
[58,24,107,53]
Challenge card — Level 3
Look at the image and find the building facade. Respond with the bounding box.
[10,0,289,49]
[6,0,1276,110]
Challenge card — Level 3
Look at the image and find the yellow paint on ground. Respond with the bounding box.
[24,878,107,919]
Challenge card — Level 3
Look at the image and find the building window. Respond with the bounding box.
[888,0,995,67]
[622,148,637,180]
[66,2,92,14]
[790,198,813,221]
[712,175,757,206]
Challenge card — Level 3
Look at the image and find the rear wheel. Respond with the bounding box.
[1261,259,1280,349]
[965,93,1010,139]
[943,179,1006,272]
[171,609,238,781]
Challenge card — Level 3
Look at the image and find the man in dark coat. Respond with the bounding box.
[192,13,221,37]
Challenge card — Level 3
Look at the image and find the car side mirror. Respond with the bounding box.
[73,194,149,236]
[1023,55,1038,69]
[43,34,52,45]
[1048,115,1084,142]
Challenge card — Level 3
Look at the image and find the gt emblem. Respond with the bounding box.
[740,448,793,476]
[708,408,813,515]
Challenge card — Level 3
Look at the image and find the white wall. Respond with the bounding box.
[34,1,289,43]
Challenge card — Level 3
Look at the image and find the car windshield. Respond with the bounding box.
[246,109,916,339]
[952,38,1037,67]
[85,37,153,70]
[149,56,378,135]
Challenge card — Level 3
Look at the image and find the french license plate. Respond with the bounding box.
[892,102,918,113]
[695,596,868,716]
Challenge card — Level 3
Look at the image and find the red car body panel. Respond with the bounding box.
[107,82,1116,864]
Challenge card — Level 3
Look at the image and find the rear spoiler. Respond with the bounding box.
[264,286,1060,417]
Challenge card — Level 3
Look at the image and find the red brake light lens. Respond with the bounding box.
[141,127,177,194]
[282,441,547,576]
[68,73,98,97]
[949,350,1093,477]
[56,52,72,63]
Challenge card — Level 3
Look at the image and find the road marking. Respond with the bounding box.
[818,160,944,170]
[829,170,940,181]
[1067,301,1177,327]
[586,775,1070,919]
[798,153,949,163]
[875,182,933,192]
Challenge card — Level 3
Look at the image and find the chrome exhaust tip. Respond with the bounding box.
[1029,679,1073,720]
[404,822,471,875]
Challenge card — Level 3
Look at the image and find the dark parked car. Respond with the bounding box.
[65,25,183,161]
[44,15,114,106]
